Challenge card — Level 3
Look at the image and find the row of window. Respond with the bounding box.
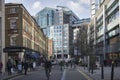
[106,10,119,24]
[23,37,31,48]
[54,29,62,33]
[10,8,16,13]
[23,21,32,35]
[108,28,119,38]
[10,19,17,29]
[10,35,17,46]
[54,26,62,29]
[97,28,118,43]
[97,36,104,43]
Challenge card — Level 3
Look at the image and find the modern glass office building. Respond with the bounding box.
[35,7,56,37]
[50,24,73,59]
[35,6,79,60]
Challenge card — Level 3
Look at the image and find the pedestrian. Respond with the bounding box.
[0,62,3,73]
[17,61,22,73]
[70,60,73,68]
[30,61,33,71]
[60,60,64,71]
[23,61,28,75]
[33,61,36,70]
[44,59,52,80]
[6,59,12,75]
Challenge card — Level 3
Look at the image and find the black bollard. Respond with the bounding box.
[91,64,93,74]
[111,61,114,80]
[101,63,104,79]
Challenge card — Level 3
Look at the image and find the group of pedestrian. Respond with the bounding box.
[59,59,77,71]
[6,59,30,75]
[5,57,78,79]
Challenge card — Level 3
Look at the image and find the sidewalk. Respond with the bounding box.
[79,66,120,80]
[0,66,44,80]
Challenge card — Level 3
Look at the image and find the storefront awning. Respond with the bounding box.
[3,46,25,52]
[3,46,41,56]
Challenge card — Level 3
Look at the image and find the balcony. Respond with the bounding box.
[107,17,119,31]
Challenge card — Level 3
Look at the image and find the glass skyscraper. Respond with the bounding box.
[50,24,71,59]
[35,6,79,60]
[35,7,56,37]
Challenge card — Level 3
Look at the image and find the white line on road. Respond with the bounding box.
[61,69,66,80]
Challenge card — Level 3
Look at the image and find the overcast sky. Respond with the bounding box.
[5,0,90,19]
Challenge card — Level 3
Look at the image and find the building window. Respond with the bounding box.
[10,8,16,13]
[10,36,17,46]
[107,11,119,24]
[10,19,17,29]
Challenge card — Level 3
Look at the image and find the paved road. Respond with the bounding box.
[9,65,93,80]
[62,67,93,80]
[12,65,63,80]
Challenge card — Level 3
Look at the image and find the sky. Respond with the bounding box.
[5,0,91,19]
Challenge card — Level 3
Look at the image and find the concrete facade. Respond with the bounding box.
[0,0,5,72]
[89,0,120,64]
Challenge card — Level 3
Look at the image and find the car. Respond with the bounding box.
[51,60,57,65]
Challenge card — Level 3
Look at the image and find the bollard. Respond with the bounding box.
[111,61,114,80]
[101,63,104,79]
[91,64,93,74]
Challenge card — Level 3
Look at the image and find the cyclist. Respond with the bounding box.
[44,59,52,80]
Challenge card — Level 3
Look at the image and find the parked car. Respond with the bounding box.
[51,60,57,65]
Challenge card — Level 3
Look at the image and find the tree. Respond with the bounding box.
[74,23,89,66]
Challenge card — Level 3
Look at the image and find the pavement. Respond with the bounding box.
[0,66,44,80]
[62,68,92,80]
[78,66,120,80]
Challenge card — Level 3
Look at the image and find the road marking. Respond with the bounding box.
[61,69,66,80]
[78,69,93,80]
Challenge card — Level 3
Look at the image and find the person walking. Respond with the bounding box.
[60,60,64,71]
[17,61,22,73]
[70,60,73,68]
[0,62,3,73]
[44,59,52,80]
[33,61,36,70]
[7,59,12,75]
[23,61,28,75]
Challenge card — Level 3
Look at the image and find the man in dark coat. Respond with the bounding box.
[7,60,12,75]
[0,62,3,73]
[44,59,52,80]
[23,61,28,75]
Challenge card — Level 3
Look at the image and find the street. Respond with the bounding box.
[9,65,92,80]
